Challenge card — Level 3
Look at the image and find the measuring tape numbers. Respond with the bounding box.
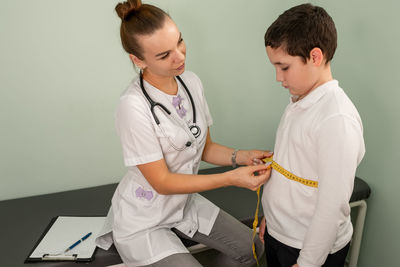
[262,156,318,188]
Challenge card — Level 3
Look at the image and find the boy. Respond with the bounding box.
[259,4,365,267]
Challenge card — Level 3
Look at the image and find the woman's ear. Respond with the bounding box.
[309,47,324,66]
[130,54,145,69]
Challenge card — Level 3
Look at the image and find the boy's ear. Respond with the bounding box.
[129,54,146,69]
[309,47,324,66]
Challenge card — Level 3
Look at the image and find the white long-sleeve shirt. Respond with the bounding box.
[262,80,365,267]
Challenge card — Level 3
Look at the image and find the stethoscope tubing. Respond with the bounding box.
[140,72,201,139]
[139,74,171,125]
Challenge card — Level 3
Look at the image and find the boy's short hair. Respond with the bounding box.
[264,3,337,63]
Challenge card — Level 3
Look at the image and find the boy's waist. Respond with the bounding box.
[262,175,318,236]
[265,219,352,254]
[261,176,353,252]
[262,175,318,219]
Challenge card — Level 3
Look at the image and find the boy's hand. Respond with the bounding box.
[258,216,266,243]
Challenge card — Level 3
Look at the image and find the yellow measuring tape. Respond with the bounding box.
[251,156,319,265]
[251,187,261,266]
[262,156,318,188]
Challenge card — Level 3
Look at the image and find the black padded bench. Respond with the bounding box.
[0,166,370,267]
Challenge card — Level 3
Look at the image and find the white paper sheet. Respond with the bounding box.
[30,216,105,259]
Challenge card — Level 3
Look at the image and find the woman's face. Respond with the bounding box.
[137,18,186,78]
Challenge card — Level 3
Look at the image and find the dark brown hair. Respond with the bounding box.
[264,3,337,63]
[115,0,169,59]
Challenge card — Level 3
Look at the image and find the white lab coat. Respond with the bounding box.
[96,71,220,267]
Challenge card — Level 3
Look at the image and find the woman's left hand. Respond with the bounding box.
[237,150,273,166]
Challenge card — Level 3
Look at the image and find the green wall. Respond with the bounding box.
[1,0,398,266]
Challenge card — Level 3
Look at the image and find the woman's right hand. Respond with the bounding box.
[228,164,271,191]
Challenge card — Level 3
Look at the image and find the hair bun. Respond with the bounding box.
[115,0,142,20]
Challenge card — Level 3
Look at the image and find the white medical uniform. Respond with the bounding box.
[95,71,220,267]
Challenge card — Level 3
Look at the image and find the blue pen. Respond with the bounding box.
[64,232,92,253]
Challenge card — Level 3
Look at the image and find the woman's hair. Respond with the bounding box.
[264,3,337,64]
[115,0,170,59]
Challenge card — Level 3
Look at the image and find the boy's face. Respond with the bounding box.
[266,46,320,101]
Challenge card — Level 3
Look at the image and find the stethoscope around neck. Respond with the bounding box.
[139,72,201,141]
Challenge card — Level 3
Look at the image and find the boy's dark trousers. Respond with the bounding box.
[264,230,350,267]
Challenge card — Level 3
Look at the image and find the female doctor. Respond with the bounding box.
[96,1,272,266]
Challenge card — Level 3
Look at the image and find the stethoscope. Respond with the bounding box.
[140,72,201,140]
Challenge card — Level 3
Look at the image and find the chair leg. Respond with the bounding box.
[348,200,367,267]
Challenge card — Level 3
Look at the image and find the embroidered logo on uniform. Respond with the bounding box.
[135,187,153,200]
[172,94,187,118]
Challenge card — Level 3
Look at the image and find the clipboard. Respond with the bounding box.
[25,216,105,263]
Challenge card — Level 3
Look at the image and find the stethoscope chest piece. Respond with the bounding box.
[190,125,201,138]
